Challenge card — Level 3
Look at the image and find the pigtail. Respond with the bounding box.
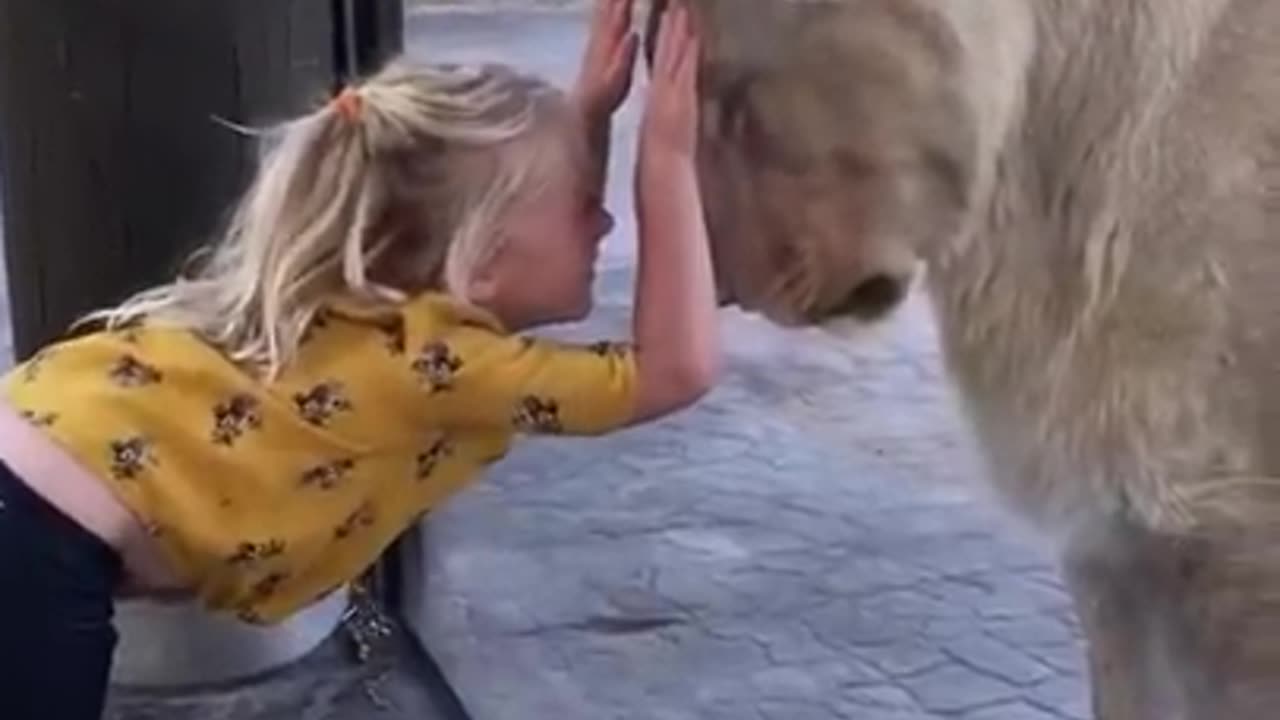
[81,59,575,378]
[86,86,397,376]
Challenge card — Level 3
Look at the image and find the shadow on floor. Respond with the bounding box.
[105,620,470,720]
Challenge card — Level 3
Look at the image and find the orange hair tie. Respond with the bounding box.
[332,87,364,123]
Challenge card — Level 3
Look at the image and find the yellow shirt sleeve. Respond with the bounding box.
[415,322,639,436]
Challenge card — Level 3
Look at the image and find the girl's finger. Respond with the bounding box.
[609,0,634,34]
[651,10,672,73]
[654,3,684,73]
[678,34,701,104]
[670,6,694,76]
[677,9,699,73]
[610,32,640,76]
[590,0,609,33]
[609,2,634,46]
[600,0,619,34]
[671,7,694,76]
[594,0,622,47]
[670,46,691,102]
[661,4,695,83]
[675,3,696,70]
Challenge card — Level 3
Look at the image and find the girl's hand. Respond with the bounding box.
[573,0,640,120]
[626,0,718,426]
[638,0,700,161]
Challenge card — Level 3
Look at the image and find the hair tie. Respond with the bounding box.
[332,87,364,124]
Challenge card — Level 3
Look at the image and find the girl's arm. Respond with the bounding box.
[626,1,720,424]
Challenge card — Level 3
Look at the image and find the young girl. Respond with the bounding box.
[0,1,713,717]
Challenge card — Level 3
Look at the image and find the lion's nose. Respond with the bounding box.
[826,271,912,321]
[713,271,736,308]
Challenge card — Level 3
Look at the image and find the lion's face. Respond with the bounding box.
[648,0,981,327]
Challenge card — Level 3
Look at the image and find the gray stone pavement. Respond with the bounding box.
[402,8,1091,720]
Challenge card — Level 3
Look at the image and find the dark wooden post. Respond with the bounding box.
[0,0,404,361]
[336,0,407,81]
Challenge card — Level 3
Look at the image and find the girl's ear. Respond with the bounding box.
[459,240,502,306]
[465,271,495,306]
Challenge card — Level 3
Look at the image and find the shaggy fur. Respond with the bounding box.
[646,0,1280,717]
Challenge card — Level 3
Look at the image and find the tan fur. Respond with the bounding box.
[646,0,1280,716]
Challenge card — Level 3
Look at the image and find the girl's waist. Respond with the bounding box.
[0,400,187,594]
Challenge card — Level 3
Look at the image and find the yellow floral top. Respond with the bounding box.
[0,292,636,624]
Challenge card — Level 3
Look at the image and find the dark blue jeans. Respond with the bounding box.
[0,461,122,720]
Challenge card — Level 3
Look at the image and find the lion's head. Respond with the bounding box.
[646,0,1012,327]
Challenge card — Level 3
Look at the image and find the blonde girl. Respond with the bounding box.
[0,1,713,718]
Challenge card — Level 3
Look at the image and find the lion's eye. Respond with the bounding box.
[720,102,746,140]
[748,129,814,176]
[831,148,875,176]
[716,83,753,140]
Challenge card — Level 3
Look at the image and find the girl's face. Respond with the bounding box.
[470,152,615,330]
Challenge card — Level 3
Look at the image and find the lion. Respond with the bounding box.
[645,1,1280,717]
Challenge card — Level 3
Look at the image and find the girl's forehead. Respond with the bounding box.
[554,107,593,173]
[501,151,584,214]
[532,111,594,188]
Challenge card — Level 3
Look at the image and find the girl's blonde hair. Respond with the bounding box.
[84,58,583,377]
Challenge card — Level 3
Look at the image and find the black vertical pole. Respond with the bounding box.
[333,0,405,85]
[327,0,411,614]
[0,0,341,360]
[355,0,407,75]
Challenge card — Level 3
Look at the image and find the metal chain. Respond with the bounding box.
[341,574,398,710]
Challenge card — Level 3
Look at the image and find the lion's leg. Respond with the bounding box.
[1065,496,1280,720]
[1063,521,1167,720]
[1159,518,1280,719]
